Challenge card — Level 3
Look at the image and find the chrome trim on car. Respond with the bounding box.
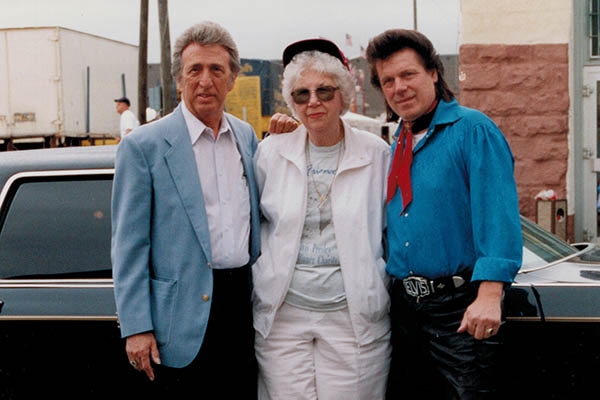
[0,168,114,208]
[544,317,600,322]
[518,242,597,274]
[0,279,113,288]
[506,316,542,322]
[507,316,600,323]
[513,282,600,288]
[0,315,117,321]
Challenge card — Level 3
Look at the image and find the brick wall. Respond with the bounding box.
[459,44,570,223]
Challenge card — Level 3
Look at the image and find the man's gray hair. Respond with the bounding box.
[171,21,241,80]
[282,51,355,118]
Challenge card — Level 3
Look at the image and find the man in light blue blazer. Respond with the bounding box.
[111,21,260,398]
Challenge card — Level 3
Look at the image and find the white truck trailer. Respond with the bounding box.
[0,27,138,148]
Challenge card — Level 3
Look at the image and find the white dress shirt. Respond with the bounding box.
[181,100,250,269]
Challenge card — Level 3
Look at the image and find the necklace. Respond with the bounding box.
[307,140,343,209]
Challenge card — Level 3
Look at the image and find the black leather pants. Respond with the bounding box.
[386,279,502,400]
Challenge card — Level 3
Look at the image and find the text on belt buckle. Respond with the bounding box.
[403,276,432,298]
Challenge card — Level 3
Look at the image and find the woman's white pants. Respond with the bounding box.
[255,303,391,400]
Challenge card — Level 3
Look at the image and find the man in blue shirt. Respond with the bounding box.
[366,30,522,399]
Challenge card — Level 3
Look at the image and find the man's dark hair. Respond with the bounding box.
[366,29,454,121]
[115,97,131,107]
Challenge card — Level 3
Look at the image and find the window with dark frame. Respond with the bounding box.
[0,176,113,279]
[591,0,600,57]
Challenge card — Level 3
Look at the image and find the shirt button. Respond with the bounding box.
[202,294,210,302]
[405,241,410,247]
[404,213,409,218]
[207,262,211,269]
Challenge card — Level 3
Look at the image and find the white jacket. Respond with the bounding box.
[252,121,391,345]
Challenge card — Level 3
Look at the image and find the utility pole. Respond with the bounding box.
[158,0,175,115]
[138,0,148,124]
[413,0,418,30]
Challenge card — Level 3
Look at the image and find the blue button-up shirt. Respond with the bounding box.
[386,99,522,283]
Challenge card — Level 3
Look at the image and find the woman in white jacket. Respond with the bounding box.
[253,38,391,400]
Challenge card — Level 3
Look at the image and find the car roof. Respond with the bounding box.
[0,146,116,184]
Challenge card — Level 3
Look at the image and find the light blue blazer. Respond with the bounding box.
[111,105,260,368]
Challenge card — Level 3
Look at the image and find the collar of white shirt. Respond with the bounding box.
[181,99,231,144]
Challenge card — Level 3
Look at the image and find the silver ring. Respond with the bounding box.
[487,328,493,335]
[130,360,138,368]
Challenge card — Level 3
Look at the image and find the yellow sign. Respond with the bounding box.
[225,76,262,136]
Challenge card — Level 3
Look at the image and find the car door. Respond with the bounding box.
[0,170,116,317]
[0,169,135,397]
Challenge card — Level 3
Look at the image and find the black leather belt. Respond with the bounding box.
[213,264,250,278]
[396,271,473,302]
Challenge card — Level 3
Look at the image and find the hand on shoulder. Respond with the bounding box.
[268,113,299,134]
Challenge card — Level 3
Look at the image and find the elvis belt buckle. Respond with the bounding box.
[402,275,466,302]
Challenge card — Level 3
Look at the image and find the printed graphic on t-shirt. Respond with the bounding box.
[284,142,347,312]
[306,162,336,234]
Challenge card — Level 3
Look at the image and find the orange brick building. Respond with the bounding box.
[458,1,597,242]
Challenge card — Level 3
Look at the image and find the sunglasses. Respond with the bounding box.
[291,86,339,104]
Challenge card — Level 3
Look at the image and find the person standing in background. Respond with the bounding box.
[114,96,139,142]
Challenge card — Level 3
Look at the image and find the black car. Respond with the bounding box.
[0,146,135,398]
[0,145,598,397]
[501,217,600,398]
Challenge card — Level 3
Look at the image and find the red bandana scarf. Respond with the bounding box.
[386,100,439,212]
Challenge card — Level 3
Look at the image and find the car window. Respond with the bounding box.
[578,248,600,262]
[521,215,576,263]
[0,175,112,279]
